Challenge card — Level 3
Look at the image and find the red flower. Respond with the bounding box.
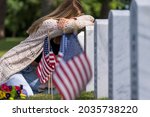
[1,84,10,92]
[15,86,21,91]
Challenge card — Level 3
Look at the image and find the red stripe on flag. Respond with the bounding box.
[67,60,84,92]
[52,52,93,100]
[72,58,86,88]
[67,61,80,96]
[78,54,89,83]
[59,62,76,99]
[43,55,53,72]
[54,67,72,99]
[83,53,92,80]
[82,54,91,81]
[36,62,42,78]
[74,56,88,85]
[41,58,50,82]
[52,74,66,99]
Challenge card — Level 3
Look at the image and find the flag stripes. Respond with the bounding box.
[36,37,57,83]
[49,52,57,66]
[37,53,54,83]
[36,34,92,100]
[67,60,83,92]
[59,61,78,98]
[52,52,92,100]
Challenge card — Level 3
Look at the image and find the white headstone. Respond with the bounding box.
[85,26,94,91]
[78,31,85,50]
[94,19,109,99]
[130,0,150,100]
[108,10,130,99]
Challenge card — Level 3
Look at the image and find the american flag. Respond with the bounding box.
[52,34,92,100]
[36,36,56,83]
[55,33,67,65]
[36,34,67,83]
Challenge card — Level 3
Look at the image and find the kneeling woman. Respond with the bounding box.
[0,0,94,96]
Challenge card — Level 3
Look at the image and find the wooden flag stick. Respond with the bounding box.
[50,72,54,100]
[48,75,51,94]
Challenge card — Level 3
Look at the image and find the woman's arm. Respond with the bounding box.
[36,15,94,39]
[57,15,94,33]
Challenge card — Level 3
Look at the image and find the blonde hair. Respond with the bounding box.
[27,0,83,34]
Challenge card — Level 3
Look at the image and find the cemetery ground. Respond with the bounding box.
[0,38,107,100]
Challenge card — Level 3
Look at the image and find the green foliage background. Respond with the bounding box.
[5,0,131,37]
[5,0,41,37]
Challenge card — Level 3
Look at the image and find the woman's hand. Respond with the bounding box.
[57,15,94,32]
[57,18,78,33]
[57,18,70,30]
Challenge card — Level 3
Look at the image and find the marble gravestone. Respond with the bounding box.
[108,10,130,100]
[77,31,85,50]
[85,26,94,91]
[94,20,109,99]
[130,0,150,100]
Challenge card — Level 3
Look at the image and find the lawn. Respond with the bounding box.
[0,37,24,57]
[27,91,97,100]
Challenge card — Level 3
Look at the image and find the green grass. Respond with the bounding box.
[0,37,24,57]
[27,91,96,100]
[27,91,109,100]
[27,94,61,100]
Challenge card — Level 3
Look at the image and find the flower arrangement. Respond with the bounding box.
[0,84,27,100]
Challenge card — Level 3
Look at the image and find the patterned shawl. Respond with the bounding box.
[0,15,94,85]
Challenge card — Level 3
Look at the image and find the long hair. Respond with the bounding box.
[27,0,83,34]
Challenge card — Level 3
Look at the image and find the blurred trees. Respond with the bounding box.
[5,0,41,37]
[110,0,131,9]
[41,0,63,15]
[0,0,6,39]
[42,0,53,16]
[80,0,101,18]
[4,0,131,37]
[81,0,131,19]
[100,0,110,19]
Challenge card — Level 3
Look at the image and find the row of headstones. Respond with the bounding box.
[79,0,150,100]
